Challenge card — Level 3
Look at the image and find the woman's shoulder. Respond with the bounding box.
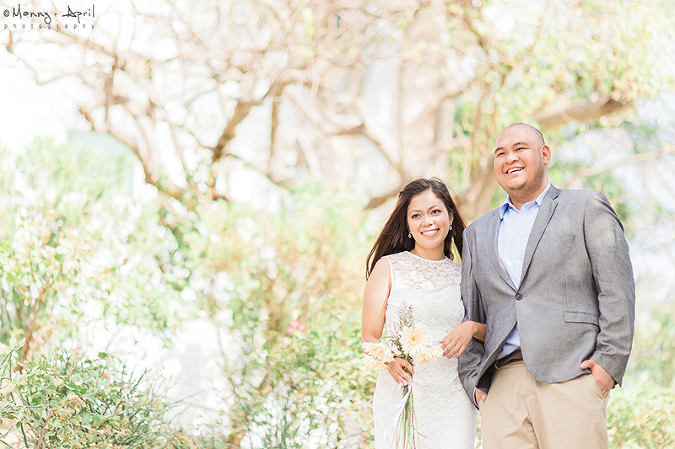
[443,259,462,276]
[382,251,417,267]
[368,256,393,282]
[447,259,462,268]
[382,250,408,259]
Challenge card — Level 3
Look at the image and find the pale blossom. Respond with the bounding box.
[362,353,387,371]
[427,345,443,358]
[417,346,443,365]
[417,351,432,365]
[400,326,429,357]
[369,342,395,363]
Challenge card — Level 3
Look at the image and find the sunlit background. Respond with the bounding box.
[1,0,674,447]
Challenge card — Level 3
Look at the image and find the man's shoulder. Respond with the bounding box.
[554,187,598,203]
[465,208,499,232]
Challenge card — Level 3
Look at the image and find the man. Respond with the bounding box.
[458,123,635,448]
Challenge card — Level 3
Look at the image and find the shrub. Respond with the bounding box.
[608,382,675,448]
[0,346,197,448]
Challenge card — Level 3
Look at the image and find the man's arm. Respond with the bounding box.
[458,227,487,402]
[582,191,636,387]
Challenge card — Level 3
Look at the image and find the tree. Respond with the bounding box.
[5,0,673,220]
[0,138,373,447]
[3,1,675,447]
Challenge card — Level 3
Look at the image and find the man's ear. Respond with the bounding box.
[541,145,552,165]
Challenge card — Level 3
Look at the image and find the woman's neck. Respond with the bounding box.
[410,246,446,261]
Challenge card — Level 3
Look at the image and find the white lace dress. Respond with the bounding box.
[373,251,477,449]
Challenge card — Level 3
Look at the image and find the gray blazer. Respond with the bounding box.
[458,185,635,399]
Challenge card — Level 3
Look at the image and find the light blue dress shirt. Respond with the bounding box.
[496,183,551,360]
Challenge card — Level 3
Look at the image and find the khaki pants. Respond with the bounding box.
[480,361,609,449]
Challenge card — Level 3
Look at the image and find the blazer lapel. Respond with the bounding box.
[487,210,516,290]
[520,185,560,285]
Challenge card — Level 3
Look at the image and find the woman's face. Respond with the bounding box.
[406,190,452,253]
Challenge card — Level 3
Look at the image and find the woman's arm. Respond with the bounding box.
[470,321,486,342]
[361,258,391,344]
[361,258,415,384]
[439,321,486,359]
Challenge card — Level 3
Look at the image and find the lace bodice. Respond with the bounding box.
[372,251,476,449]
[384,251,463,343]
[388,251,461,293]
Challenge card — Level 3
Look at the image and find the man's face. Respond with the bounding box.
[493,125,551,201]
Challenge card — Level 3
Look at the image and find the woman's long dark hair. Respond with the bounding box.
[366,178,466,279]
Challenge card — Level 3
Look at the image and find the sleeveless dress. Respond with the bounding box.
[373,251,477,449]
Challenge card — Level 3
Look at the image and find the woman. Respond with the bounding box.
[362,178,484,449]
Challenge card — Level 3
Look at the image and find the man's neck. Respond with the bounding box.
[509,182,549,210]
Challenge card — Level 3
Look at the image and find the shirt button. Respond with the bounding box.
[515,293,523,300]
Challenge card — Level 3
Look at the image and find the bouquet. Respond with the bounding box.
[362,302,443,449]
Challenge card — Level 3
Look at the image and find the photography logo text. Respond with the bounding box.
[3,4,96,31]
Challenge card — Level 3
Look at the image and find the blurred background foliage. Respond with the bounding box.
[0,139,373,447]
[2,0,675,447]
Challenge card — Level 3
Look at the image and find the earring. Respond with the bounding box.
[408,233,412,239]
[449,224,453,231]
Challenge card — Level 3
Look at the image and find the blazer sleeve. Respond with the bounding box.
[584,191,636,386]
[458,227,487,400]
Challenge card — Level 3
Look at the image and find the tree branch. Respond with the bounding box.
[15,278,54,373]
[364,187,402,210]
[535,96,634,130]
[562,146,675,189]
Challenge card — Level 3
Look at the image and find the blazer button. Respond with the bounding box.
[515,293,523,300]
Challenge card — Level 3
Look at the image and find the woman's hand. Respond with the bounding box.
[440,321,485,359]
[387,356,415,386]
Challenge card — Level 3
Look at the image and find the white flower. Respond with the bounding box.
[400,326,429,357]
[417,345,443,365]
[428,345,443,358]
[362,353,387,371]
[369,342,395,363]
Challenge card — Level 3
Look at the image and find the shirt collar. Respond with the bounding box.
[499,183,551,219]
